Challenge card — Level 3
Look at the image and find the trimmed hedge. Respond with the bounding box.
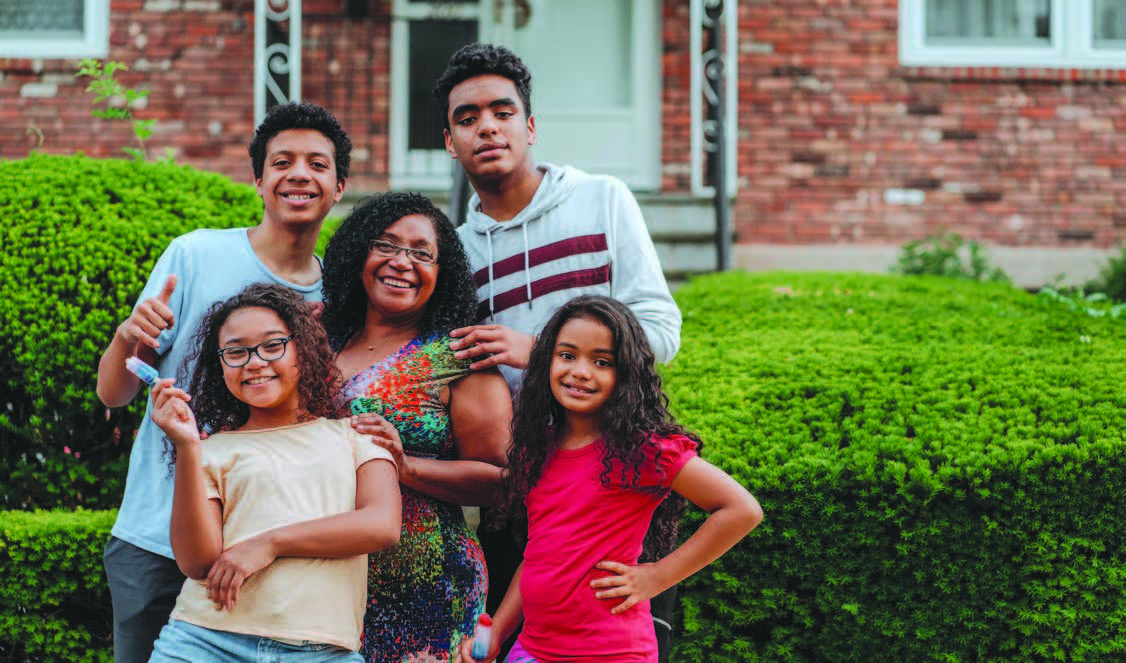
[666,272,1126,661]
[5,272,1123,660]
[0,154,263,510]
[0,510,115,662]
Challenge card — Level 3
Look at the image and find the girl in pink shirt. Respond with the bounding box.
[460,295,763,663]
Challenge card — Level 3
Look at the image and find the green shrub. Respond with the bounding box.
[893,232,1009,283]
[1085,245,1126,303]
[0,154,263,510]
[0,510,115,662]
[666,272,1126,662]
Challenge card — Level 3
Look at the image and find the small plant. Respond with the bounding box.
[893,232,1009,283]
[1084,244,1126,303]
[1039,287,1126,319]
[75,59,158,162]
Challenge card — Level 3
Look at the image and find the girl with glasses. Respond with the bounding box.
[146,282,402,662]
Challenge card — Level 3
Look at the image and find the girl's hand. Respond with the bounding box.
[350,413,411,481]
[205,536,278,612]
[455,636,498,663]
[591,560,664,615]
[149,379,198,447]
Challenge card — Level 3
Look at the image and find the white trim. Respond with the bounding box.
[899,0,1126,69]
[690,0,738,198]
[0,0,109,58]
[254,0,303,128]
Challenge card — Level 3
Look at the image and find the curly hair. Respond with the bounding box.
[432,43,533,130]
[493,295,702,561]
[247,102,353,181]
[176,283,344,456]
[321,192,478,351]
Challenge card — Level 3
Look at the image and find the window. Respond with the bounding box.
[0,0,109,58]
[899,0,1126,68]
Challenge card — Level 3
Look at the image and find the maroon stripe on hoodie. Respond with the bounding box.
[471,234,608,288]
[475,264,611,321]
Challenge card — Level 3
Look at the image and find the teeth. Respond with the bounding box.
[382,278,413,288]
[246,377,273,385]
[286,193,313,200]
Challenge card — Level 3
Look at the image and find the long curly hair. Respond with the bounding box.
[179,283,344,448]
[494,295,701,561]
[433,43,533,129]
[321,192,478,351]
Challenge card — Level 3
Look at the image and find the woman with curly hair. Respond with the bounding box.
[459,295,762,663]
[146,283,402,661]
[321,192,511,663]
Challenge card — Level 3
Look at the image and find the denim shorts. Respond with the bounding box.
[148,619,362,663]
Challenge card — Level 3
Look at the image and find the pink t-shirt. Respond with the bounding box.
[518,434,698,662]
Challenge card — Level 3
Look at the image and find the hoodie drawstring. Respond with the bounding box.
[522,224,533,309]
[486,227,497,321]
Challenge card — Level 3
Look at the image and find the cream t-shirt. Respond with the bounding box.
[170,417,395,651]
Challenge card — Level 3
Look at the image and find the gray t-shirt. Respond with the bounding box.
[110,227,323,559]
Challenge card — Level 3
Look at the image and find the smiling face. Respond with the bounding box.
[443,74,536,183]
[361,214,440,327]
[550,316,618,421]
[218,306,301,426]
[256,128,345,230]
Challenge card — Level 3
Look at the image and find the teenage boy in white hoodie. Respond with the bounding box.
[434,43,682,661]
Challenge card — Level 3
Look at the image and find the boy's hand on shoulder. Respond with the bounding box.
[591,560,664,615]
[450,324,534,371]
[118,274,177,349]
[149,379,198,447]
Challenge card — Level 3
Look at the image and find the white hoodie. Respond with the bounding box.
[456,163,682,392]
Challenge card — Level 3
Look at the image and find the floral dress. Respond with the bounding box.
[343,333,488,663]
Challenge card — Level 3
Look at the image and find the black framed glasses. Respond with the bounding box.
[217,335,296,368]
[369,239,438,265]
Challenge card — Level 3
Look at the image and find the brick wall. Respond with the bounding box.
[733,0,1126,248]
[4,0,1122,250]
[0,0,393,191]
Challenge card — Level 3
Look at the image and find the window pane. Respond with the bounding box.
[0,0,84,34]
[925,0,1050,46]
[1094,0,1126,47]
[408,19,477,151]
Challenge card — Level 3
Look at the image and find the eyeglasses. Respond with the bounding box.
[369,239,438,265]
[217,335,295,368]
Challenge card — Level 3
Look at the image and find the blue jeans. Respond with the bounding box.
[149,619,363,663]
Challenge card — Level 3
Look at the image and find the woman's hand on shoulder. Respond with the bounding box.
[351,413,410,481]
[590,560,667,615]
[149,379,199,448]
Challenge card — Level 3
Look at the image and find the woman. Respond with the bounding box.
[321,192,511,663]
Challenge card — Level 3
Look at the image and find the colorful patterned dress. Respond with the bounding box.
[342,333,488,663]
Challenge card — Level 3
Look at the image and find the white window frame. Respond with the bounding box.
[0,0,109,58]
[899,0,1126,69]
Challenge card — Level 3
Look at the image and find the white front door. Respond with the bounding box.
[391,0,660,191]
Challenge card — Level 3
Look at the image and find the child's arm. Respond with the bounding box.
[206,457,401,611]
[150,379,224,580]
[351,369,511,506]
[457,561,525,663]
[591,457,762,615]
[96,274,177,407]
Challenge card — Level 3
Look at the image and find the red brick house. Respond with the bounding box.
[2,0,1123,285]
